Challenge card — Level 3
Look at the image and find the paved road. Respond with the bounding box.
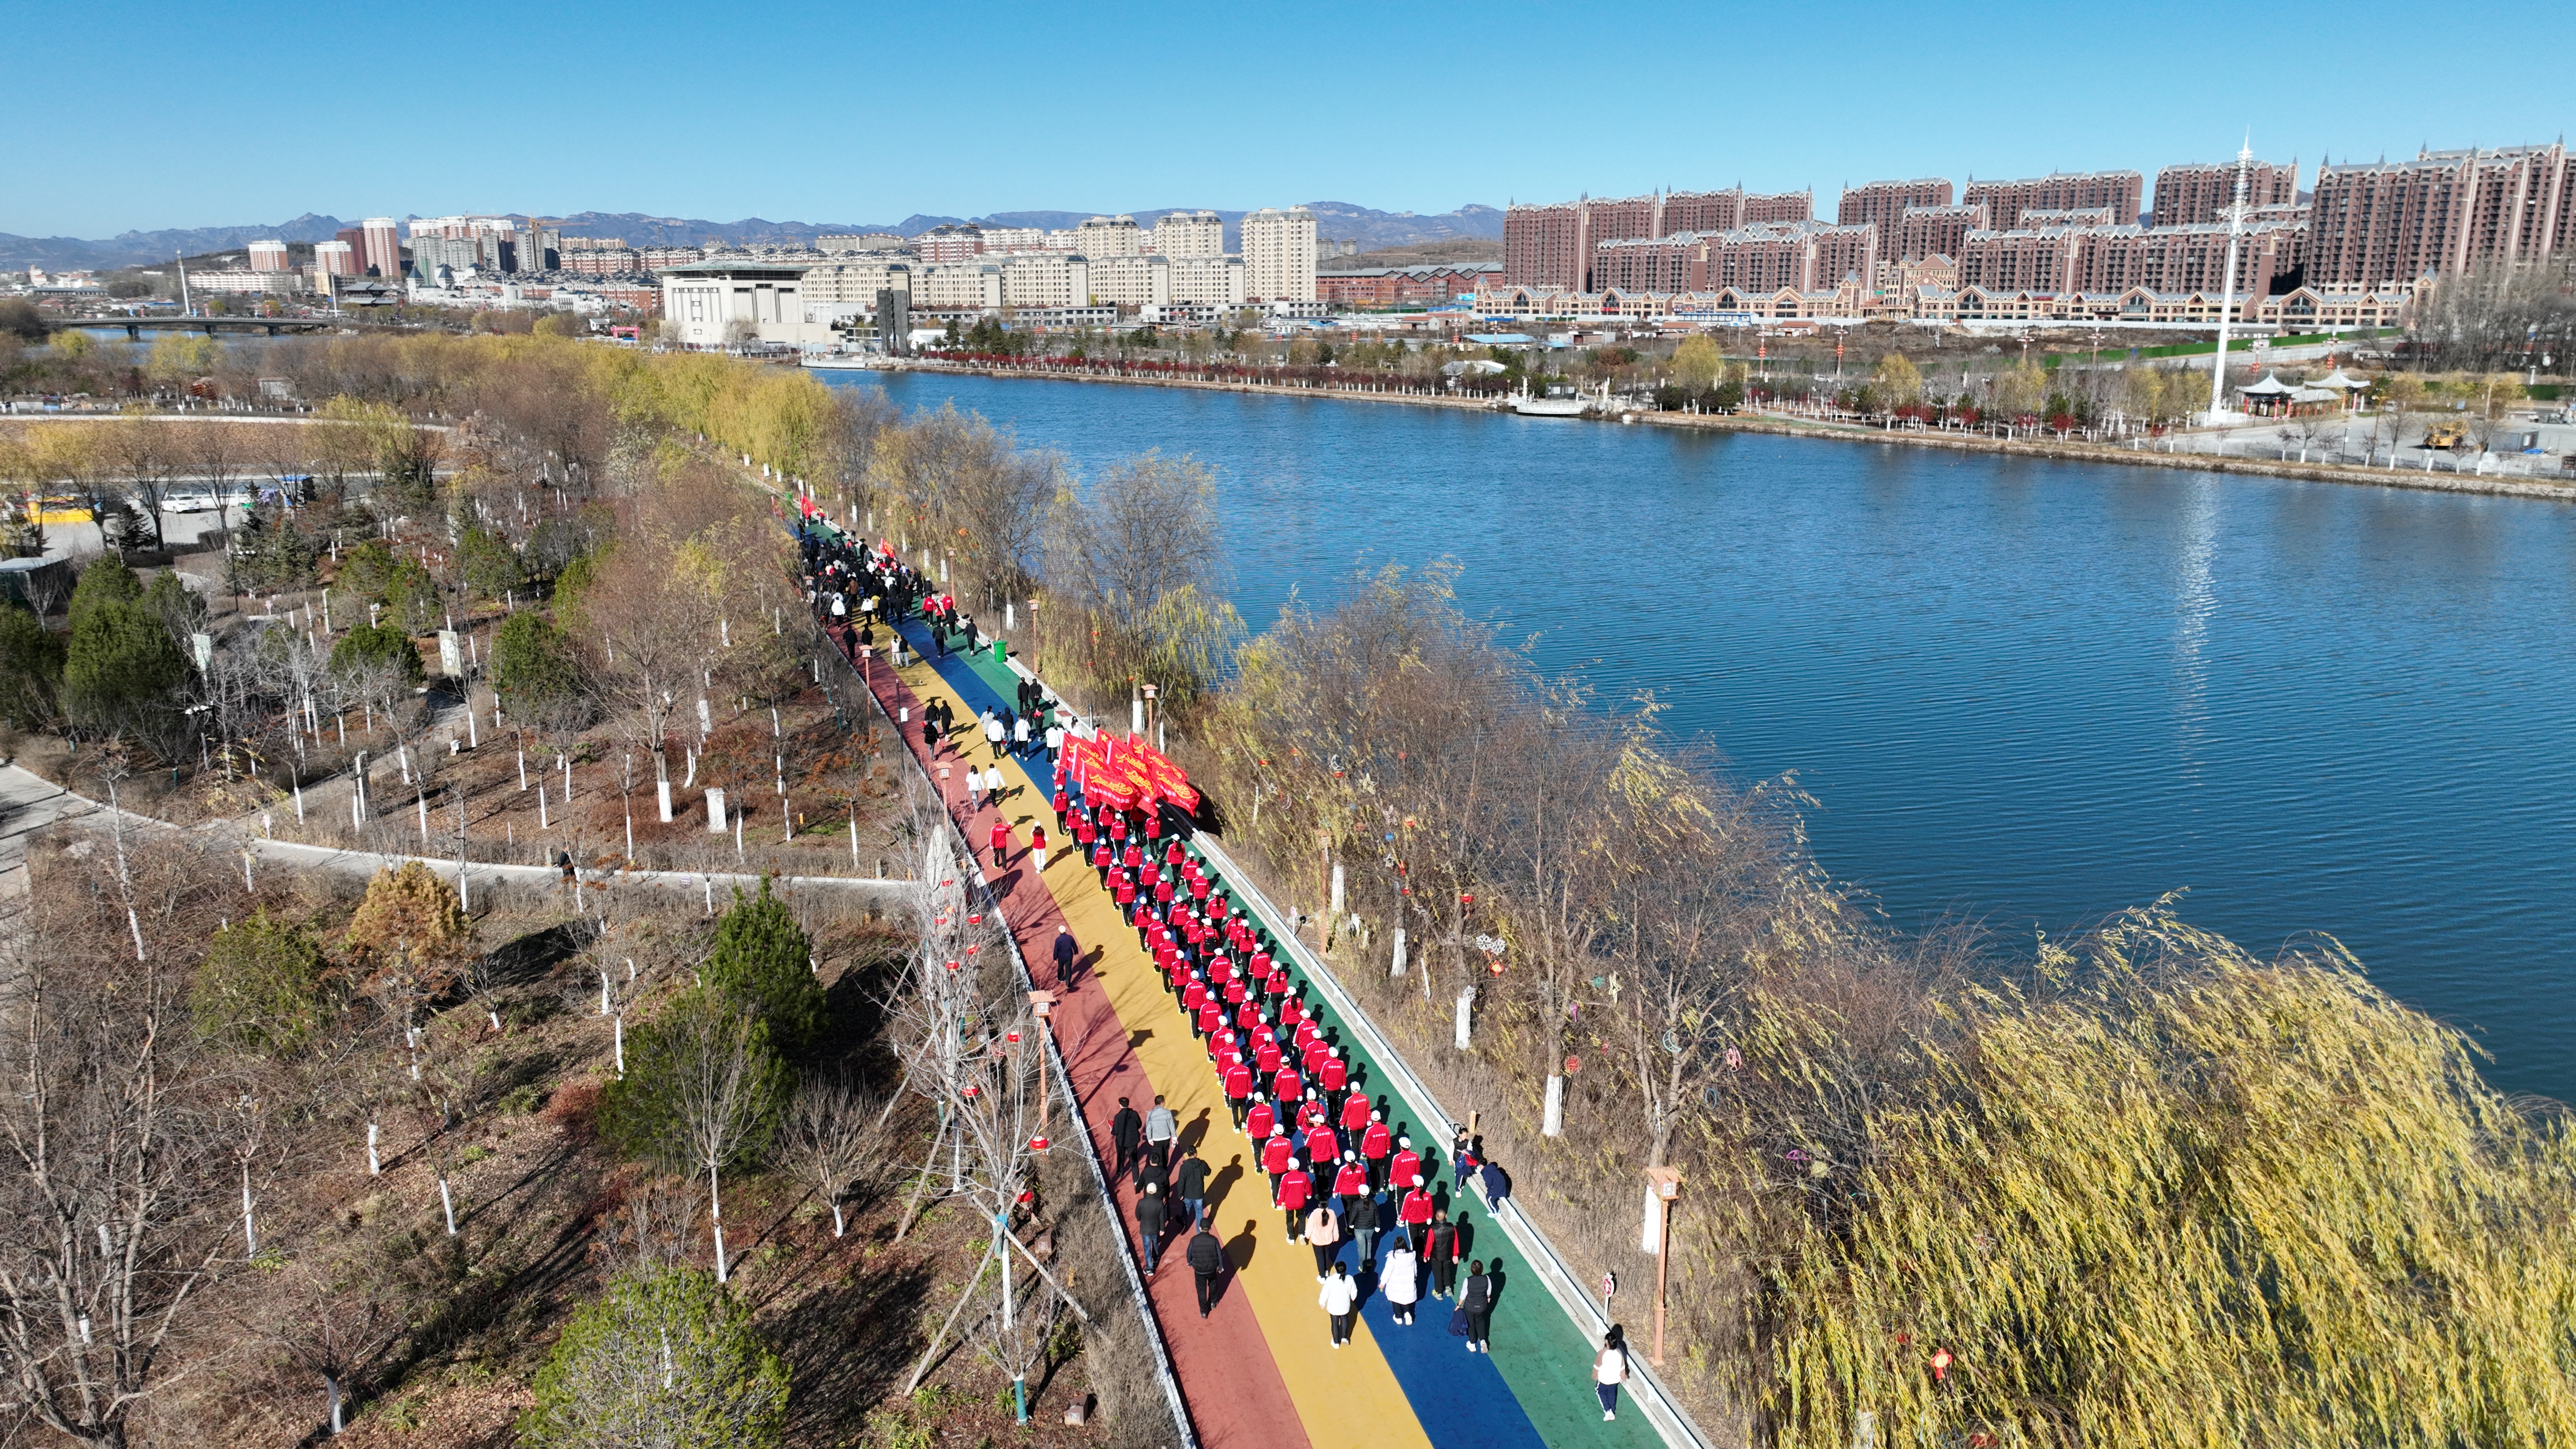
[0,762,912,908]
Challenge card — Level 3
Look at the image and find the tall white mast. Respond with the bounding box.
[2207,137,2252,422]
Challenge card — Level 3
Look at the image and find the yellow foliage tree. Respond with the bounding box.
[1670,334,1723,392]
[342,861,474,1040]
[1870,352,1923,407]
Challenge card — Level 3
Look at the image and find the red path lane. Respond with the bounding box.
[861,650,1305,1449]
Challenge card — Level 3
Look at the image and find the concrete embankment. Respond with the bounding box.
[885,361,2576,504]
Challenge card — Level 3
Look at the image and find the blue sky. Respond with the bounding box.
[7,0,2567,237]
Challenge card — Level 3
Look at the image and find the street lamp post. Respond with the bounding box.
[1641,1166,1682,1367]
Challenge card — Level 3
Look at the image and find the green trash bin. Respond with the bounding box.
[992,639,1007,664]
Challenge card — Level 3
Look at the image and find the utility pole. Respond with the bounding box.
[2207,137,2253,425]
[177,249,192,318]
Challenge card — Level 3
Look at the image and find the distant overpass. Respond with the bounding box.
[42,315,350,339]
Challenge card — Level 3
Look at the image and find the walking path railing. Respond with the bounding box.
[1191,833,1721,1449]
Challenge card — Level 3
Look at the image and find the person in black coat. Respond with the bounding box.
[1135,1184,1167,1277]
[1052,926,1078,986]
[1110,1097,1144,1179]
[1460,1259,1494,1353]
[1186,1217,1226,1317]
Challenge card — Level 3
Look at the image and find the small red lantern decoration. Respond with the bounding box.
[1564,1055,1581,1074]
[968,913,984,925]
[1028,1135,1050,1152]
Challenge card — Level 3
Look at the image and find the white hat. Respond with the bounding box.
[1412,1174,1425,1187]
[1286,1157,1300,1170]
[1343,1151,1357,1163]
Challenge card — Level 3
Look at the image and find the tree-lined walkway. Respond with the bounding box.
[838,608,1677,1449]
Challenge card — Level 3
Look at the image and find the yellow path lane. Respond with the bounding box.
[891,656,1433,1449]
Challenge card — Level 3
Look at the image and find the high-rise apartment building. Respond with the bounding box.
[916,225,985,264]
[818,232,907,253]
[1837,178,1953,245]
[1508,188,1820,289]
[247,240,290,272]
[1963,170,2145,231]
[2306,142,2574,286]
[360,218,402,278]
[1743,191,1813,224]
[1241,206,1316,302]
[1073,215,1144,256]
[1589,221,1876,296]
[1896,204,1986,261]
[1166,253,1245,306]
[312,240,359,276]
[1504,201,1591,289]
[978,227,1047,252]
[1084,253,1168,307]
[2152,159,2300,228]
[1152,210,1224,258]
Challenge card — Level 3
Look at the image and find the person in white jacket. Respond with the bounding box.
[1318,1262,1359,1347]
[1381,1242,1422,1326]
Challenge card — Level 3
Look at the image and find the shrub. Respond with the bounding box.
[521,1268,786,1449]
[0,604,64,727]
[330,623,424,689]
[191,909,332,1055]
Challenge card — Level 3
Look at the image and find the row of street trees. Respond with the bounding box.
[1185,560,2576,1445]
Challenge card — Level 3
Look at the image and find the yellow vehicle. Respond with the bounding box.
[2421,422,2468,450]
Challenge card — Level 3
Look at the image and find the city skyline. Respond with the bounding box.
[9,0,2570,238]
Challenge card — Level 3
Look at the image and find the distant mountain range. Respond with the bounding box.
[2,201,1505,271]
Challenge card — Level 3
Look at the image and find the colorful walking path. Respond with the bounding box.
[847,613,1672,1449]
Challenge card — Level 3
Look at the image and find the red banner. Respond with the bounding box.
[1066,734,1197,814]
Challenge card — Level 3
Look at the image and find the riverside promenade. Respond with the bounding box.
[834,606,1697,1449]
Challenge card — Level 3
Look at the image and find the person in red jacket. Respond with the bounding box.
[1272,1066,1303,1103]
[1397,1175,1436,1249]
[989,818,1010,868]
[1221,1057,1252,1124]
[1275,1158,1313,1240]
[1304,1122,1340,1173]
[1253,1033,1283,1076]
[1330,1152,1369,1228]
[1389,1139,1422,1196]
[1261,1131,1295,1192]
[1301,1037,1331,1079]
[1318,1047,1349,1096]
[1339,1089,1372,1138]
[1361,1113,1393,1192]
[1195,999,1225,1042]
[1245,1094,1277,1143]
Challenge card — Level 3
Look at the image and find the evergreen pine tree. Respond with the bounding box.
[704,879,825,1056]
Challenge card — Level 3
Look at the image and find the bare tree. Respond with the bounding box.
[783,1076,885,1237]
[253,1248,408,1436]
[0,838,236,1449]
[659,998,785,1284]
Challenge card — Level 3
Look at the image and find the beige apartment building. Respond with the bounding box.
[1241,206,1316,302]
[1153,209,1225,257]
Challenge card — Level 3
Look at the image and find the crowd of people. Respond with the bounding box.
[795,514,1643,1402]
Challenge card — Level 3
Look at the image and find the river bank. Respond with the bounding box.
[886,360,2576,504]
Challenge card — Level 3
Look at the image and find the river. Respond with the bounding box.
[840,370,2576,1099]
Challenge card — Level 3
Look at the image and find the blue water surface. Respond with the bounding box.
[843,370,2576,1098]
